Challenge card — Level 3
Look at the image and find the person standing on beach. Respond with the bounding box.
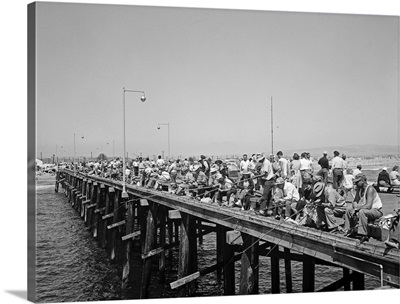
[343,173,383,244]
[331,151,344,190]
[317,151,329,185]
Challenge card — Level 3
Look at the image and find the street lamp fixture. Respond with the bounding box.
[122,87,146,198]
[157,123,170,160]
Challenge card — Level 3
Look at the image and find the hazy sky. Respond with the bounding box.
[35,2,399,159]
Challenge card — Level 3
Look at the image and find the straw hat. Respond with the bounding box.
[313,182,325,198]
[210,167,218,174]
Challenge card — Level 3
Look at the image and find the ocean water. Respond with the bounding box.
[35,176,381,302]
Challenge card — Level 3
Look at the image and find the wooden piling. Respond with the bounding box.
[159,207,166,284]
[216,225,224,281]
[83,180,92,222]
[167,217,173,262]
[270,244,280,294]
[87,182,98,233]
[103,187,115,253]
[343,268,351,291]
[197,219,203,245]
[140,202,158,299]
[122,194,133,289]
[96,184,106,246]
[178,212,198,297]
[224,230,237,295]
[284,247,293,293]
[352,271,365,290]
[302,255,315,292]
[139,199,149,254]
[109,190,121,263]
[55,171,60,193]
[239,233,259,295]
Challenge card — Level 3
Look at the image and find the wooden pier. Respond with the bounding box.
[55,169,400,297]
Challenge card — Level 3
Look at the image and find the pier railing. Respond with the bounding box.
[55,169,400,297]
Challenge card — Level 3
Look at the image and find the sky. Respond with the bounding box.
[34,1,399,160]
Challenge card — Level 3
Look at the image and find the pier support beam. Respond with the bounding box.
[109,190,122,263]
[271,244,280,294]
[122,195,133,289]
[284,248,293,293]
[216,225,224,281]
[352,271,365,290]
[302,255,315,292]
[224,229,237,295]
[140,202,158,299]
[87,182,98,232]
[239,233,259,295]
[343,268,351,291]
[178,212,198,297]
[104,188,115,254]
[159,207,166,284]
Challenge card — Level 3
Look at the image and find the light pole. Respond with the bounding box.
[157,123,170,160]
[122,87,146,198]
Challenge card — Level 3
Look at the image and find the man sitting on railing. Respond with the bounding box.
[315,177,346,232]
[215,174,235,206]
[175,167,196,197]
[236,169,255,211]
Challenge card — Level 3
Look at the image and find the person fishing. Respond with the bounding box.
[343,173,383,244]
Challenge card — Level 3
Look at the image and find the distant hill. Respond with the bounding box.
[285,144,399,158]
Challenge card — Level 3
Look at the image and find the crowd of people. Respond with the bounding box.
[62,150,400,246]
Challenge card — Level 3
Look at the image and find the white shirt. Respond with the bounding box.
[261,159,275,180]
[331,156,344,169]
[240,159,250,172]
[278,157,289,178]
[390,170,400,182]
[299,158,312,171]
[352,168,361,177]
[283,182,300,201]
[156,158,165,167]
[247,161,256,172]
[343,174,354,189]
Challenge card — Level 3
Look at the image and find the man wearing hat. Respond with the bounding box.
[175,166,196,196]
[273,177,302,219]
[236,169,255,211]
[215,174,235,206]
[377,167,391,187]
[343,173,383,244]
[199,155,210,176]
[203,167,220,200]
[192,164,209,197]
[315,176,346,231]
